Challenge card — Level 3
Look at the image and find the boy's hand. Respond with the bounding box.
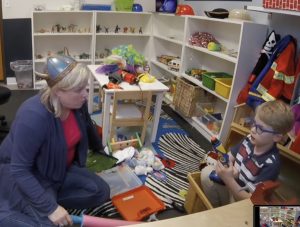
[216,160,235,183]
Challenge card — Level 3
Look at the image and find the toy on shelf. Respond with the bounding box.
[157,0,177,13]
[157,55,179,66]
[168,58,181,72]
[176,4,195,16]
[185,68,207,80]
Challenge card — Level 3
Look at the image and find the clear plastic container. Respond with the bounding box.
[98,164,142,198]
[10,60,33,89]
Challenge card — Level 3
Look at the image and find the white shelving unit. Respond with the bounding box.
[150,13,268,141]
[94,11,152,64]
[32,10,94,89]
[32,11,152,89]
[31,11,269,142]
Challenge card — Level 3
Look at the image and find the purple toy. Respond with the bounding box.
[157,0,177,13]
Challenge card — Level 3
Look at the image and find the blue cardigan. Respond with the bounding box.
[0,94,102,220]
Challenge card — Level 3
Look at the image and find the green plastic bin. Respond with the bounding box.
[202,72,232,90]
[115,0,134,11]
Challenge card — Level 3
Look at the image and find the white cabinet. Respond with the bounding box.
[32,11,94,89]
[31,12,268,141]
[32,11,152,89]
[94,11,152,63]
[150,13,268,141]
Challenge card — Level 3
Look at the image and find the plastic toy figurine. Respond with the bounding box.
[123,27,128,33]
[104,26,109,33]
[115,25,121,33]
[79,52,90,59]
[139,27,143,34]
[55,24,62,32]
[96,25,102,33]
[130,27,135,33]
[68,24,77,33]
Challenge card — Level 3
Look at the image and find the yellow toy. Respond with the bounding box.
[138,73,156,83]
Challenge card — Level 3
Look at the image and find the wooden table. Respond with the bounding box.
[124,199,253,227]
[87,65,169,146]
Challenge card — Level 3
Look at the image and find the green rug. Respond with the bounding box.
[86,152,118,172]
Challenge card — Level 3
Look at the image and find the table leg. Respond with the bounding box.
[150,92,164,143]
[88,72,94,114]
[102,92,111,147]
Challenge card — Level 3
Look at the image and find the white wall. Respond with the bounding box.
[179,0,263,15]
[3,0,264,19]
[2,0,74,19]
[1,0,155,19]
[178,0,268,23]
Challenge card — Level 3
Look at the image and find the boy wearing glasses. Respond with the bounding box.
[201,100,294,207]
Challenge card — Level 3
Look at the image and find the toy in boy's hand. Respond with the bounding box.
[207,136,230,185]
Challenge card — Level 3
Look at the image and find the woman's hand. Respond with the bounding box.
[48,205,73,226]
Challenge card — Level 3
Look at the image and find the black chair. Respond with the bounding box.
[0,85,11,136]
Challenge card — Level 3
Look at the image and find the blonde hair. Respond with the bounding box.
[40,63,89,118]
[256,100,294,134]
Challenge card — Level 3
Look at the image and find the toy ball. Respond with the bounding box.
[158,0,177,13]
[132,3,143,12]
[176,4,195,16]
[229,9,251,21]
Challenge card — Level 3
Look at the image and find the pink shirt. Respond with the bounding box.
[62,111,81,167]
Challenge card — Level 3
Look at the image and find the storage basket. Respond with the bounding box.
[263,0,300,11]
[173,77,202,117]
[215,77,233,99]
[202,72,232,91]
[184,172,213,214]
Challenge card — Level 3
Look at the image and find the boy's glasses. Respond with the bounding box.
[250,120,278,135]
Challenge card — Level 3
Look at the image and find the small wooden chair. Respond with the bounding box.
[109,90,152,145]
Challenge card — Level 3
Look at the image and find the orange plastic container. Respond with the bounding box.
[112,185,165,221]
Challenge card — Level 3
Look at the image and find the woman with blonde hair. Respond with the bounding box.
[0,55,110,226]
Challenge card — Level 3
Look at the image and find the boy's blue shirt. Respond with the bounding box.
[230,135,280,189]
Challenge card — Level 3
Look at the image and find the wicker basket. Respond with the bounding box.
[173,77,202,117]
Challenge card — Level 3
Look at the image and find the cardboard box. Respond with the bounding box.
[263,0,300,11]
